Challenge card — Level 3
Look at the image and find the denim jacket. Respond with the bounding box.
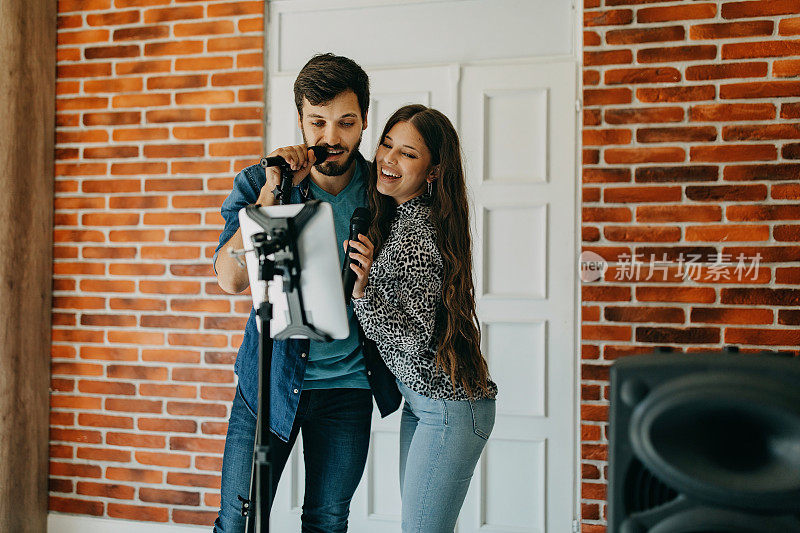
[213,153,401,442]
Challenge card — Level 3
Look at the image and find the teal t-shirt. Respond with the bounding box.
[302,164,370,390]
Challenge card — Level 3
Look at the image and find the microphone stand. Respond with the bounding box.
[260,155,293,205]
[238,160,330,533]
[240,229,279,533]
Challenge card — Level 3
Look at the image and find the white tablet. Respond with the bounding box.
[238,202,349,340]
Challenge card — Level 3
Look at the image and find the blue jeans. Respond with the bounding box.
[397,379,496,532]
[213,386,373,532]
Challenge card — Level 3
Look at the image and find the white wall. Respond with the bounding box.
[48,513,206,533]
[270,0,575,72]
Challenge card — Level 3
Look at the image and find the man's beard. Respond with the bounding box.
[302,132,363,177]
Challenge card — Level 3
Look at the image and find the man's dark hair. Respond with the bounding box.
[293,53,369,120]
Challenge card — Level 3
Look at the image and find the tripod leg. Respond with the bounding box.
[243,410,259,533]
[247,440,272,532]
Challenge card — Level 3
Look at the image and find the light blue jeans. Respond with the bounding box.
[397,378,496,532]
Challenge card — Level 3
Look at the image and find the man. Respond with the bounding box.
[212,53,400,532]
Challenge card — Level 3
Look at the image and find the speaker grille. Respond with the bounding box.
[625,457,678,514]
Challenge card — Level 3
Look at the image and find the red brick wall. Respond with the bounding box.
[51,0,264,526]
[581,1,800,530]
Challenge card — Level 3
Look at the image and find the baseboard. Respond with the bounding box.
[48,513,208,533]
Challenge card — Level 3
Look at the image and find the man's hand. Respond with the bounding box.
[257,144,318,205]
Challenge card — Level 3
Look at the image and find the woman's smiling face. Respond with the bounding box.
[375,121,434,205]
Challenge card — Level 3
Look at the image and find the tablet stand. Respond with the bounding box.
[238,197,332,532]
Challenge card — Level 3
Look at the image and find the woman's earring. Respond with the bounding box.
[427,180,433,197]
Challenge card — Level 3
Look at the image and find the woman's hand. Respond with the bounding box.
[344,234,374,299]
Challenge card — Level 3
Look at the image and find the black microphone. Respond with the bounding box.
[260,145,329,168]
[260,146,330,204]
[342,207,371,305]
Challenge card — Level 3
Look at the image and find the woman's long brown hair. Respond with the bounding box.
[366,104,491,398]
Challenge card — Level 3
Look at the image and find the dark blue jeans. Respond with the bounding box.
[213,386,373,533]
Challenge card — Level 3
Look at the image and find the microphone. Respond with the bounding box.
[260,146,330,204]
[260,145,330,168]
[342,207,371,305]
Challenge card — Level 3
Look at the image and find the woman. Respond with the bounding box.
[347,104,498,532]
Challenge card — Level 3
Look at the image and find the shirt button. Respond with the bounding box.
[300,352,307,358]
[293,388,299,394]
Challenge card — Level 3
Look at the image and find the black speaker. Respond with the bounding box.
[609,348,800,533]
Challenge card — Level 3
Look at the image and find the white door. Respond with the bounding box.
[266,2,578,531]
[458,61,578,533]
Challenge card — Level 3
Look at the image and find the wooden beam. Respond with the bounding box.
[0,0,56,530]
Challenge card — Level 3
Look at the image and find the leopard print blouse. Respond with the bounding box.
[352,195,498,401]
